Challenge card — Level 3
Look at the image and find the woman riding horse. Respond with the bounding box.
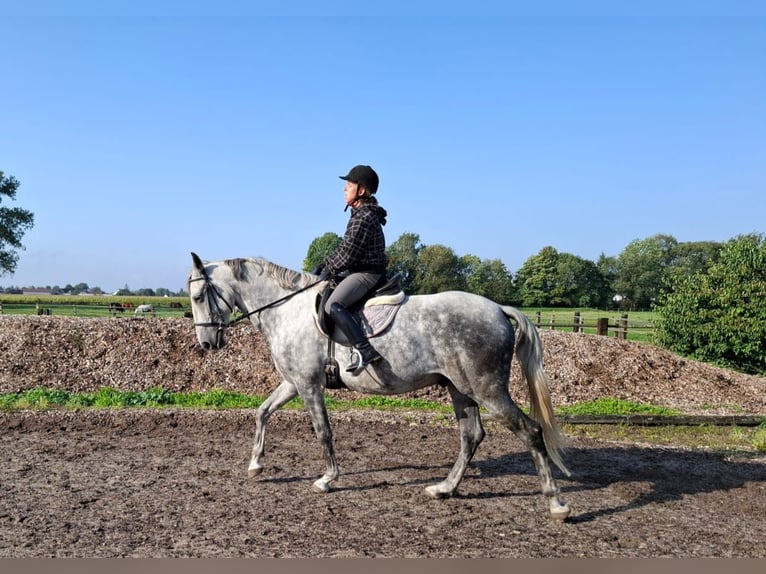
[313,164,388,372]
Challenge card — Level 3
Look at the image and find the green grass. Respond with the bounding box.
[556,397,681,417]
[0,387,262,410]
[0,388,739,420]
[0,387,453,413]
[565,421,766,453]
[753,423,766,453]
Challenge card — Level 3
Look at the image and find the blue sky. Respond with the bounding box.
[2,1,764,293]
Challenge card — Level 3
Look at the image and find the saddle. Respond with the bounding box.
[314,273,406,345]
[314,274,406,389]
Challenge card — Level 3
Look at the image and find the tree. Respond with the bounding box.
[303,232,342,272]
[415,244,466,294]
[655,233,766,374]
[596,253,618,304]
[71,282,89,295]
[552,253,611,308]
[613,234,678,310]
[386,232,423,292]
[462,255,517,305]
[515,246,559,307]
[663,240,723,286]
[516,247,610,308]
[0,170,35,276]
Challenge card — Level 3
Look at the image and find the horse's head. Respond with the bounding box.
[188,252,237,351]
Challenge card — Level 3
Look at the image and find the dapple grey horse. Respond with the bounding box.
[188,253,571,519]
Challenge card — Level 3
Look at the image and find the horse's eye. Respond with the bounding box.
[193,294,204,303]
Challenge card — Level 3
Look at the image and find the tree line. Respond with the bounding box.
[0,284,185,297]
[305,231,728,311]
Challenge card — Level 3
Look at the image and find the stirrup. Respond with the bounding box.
[346,347,381,373]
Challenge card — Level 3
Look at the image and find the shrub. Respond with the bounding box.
[655,234,766,375]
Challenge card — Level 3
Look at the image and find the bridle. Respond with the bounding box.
[189,268,322,346]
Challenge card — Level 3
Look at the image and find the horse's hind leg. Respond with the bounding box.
[425,383,485,499]
[485,395,570,520]
[248,380,299,478]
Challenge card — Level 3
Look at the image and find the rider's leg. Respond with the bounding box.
[325,272,383,371]
[329,302,381,370]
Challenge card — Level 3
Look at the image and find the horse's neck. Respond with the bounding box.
[237,275,283,313]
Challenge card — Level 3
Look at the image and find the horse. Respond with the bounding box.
[187,253,571,520]
[108,302,124,315]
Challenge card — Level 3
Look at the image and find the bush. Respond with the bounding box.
[655,234,766,374]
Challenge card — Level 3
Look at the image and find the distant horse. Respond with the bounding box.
[108,302,124,314]
[187,253,571,519]
[134,304,154,314]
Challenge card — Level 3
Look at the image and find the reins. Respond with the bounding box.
[229,278,322,325]
[189,273,322,330]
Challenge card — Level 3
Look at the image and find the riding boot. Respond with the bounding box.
[329,302,382,372]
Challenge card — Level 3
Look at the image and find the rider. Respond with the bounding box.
[314,165,388,372]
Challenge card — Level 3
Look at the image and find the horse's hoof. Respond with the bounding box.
[424,485,451,499]
[549,501,571,521]
[312,480,330,494]
[247,463,264,478]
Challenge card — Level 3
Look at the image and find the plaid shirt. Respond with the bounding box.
[323,203,387,275]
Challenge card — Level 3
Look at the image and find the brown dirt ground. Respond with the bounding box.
[0,316,764,557]
[1,409,764,558]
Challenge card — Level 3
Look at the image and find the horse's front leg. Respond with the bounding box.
[300,386,338,493]
[248,380,299,478]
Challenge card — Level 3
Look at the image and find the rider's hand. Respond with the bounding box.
[312,265,329,281]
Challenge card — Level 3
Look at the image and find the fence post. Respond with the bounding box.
[620,313,628,339]
[535,311,541,327]
[597,317,609,336]
[573,311,580,333]
[549,315,555,330]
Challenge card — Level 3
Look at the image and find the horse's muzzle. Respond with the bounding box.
[196,323,227,351]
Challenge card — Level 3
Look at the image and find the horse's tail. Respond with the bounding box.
[502,306,570,477]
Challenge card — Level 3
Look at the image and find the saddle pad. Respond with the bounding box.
[365,290,406,308]
[360,302,403,338]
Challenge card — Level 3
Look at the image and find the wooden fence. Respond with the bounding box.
[533,311,645,340]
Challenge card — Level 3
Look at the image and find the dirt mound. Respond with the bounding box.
[0,315,763,415]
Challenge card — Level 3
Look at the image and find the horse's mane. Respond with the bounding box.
[226,257,315,291]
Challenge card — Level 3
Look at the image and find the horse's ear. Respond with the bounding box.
[191,252,205,272]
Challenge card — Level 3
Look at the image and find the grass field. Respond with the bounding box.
[0,294,189,318]
[520,307,656,343]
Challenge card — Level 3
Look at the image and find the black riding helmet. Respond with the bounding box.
[339,165,379,194]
